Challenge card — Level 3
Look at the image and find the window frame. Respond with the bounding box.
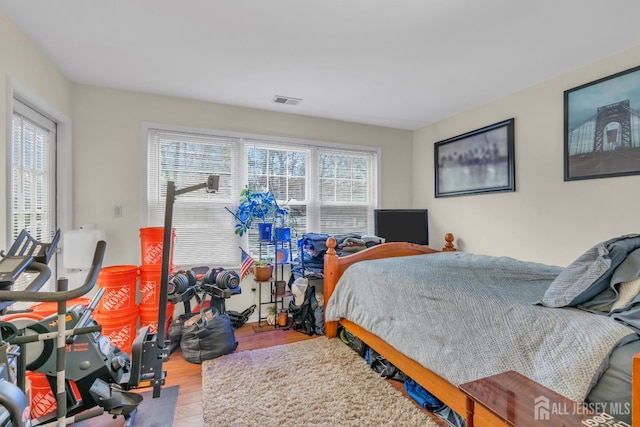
[6,79,72,270]
[143,122,380,267]
[5,80,73,305]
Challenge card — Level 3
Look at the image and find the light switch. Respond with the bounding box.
[113,204,123,217]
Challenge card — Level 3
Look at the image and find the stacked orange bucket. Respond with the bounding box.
[92,265,139,354]
[138,227,175,335]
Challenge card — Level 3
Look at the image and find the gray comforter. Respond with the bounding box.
[325,252,638,402]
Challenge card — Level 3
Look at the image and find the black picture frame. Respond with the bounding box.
[434,118,515,198]
[564,65,640,181]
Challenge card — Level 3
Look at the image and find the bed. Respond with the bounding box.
[323,233,640,426]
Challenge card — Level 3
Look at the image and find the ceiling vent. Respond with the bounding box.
[272,95,302,106]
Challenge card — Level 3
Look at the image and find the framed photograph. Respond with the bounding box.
[434,118,515,198]
[564,65,640,181]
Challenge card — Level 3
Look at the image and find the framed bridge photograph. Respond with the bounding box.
[434,118,515,198]
[564,64,640,181]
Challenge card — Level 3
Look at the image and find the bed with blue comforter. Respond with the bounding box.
[323,234,640,426]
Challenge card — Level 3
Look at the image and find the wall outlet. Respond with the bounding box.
[113,204,122,217]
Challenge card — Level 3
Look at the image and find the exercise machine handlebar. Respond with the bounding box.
[0,240,106,303]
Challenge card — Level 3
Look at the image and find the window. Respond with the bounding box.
[145,126,378,267]
[146,129,240,266]
[317,148,376,236]
[10,99,57,300]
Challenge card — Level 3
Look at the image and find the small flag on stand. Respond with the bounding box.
[240,247,255,280]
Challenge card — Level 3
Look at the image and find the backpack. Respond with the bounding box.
[288,284,316,336]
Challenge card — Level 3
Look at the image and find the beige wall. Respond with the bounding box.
[72,87,411,313]
[0,12,73,247]
[72,86,412,269]
[414,45,640,266]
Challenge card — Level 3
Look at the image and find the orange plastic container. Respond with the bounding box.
[29,298,91,318]
[1,312,43,323]
[26,372,56,419]
[92,309,139,354]
[96,265,138,315]
[139,303,174,335]
[26,372,82,419]
[140,227,175,267]
[139,265,163,309]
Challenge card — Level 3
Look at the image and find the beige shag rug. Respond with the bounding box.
[201,337,440,427]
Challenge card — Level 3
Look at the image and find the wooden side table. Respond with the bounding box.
[459,371,625,427]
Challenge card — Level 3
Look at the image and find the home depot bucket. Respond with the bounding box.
[92,309,139,354]
[96,265,138,315]
[139,303,174,335]
[139,265,164,310]
[26,371,56,419]
[26,372,82,420]
[29,297,91,318]
[140,227,175,267]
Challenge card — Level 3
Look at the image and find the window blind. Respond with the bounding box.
[146,128,378,267]
[11,99,57,305]
[147,129,241,267]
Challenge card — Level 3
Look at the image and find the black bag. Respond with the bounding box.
[367,347,408,382]
[178,307,238,364]
[339,326,367,357]
[225,304,256,329]
[288,284,316,336]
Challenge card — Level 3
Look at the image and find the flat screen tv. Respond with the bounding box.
[374,209,428,245]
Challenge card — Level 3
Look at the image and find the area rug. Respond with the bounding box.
[201,337,439,426]
[74,385,179,427]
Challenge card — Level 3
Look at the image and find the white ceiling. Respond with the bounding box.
[2,0,640,130]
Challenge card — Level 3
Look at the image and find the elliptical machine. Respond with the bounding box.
[0,230,144,426]
[0,175,220,426]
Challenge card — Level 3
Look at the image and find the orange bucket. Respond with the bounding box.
[96,265,138,315]
[140,227,175,267]
[26,372,81,419]
[92,309,139,354]
[26,372,56,419]
[139,303,174,335]
[139,265,164,309]
[1,312,43,323]
[29,298,91,318]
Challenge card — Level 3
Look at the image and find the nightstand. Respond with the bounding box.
[458,371,625,427]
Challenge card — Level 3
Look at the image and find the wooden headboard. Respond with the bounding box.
[322,234,454,338]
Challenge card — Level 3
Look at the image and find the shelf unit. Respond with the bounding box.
[256,238,293,326]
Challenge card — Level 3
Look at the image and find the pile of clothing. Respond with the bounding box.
[291,233,384,279]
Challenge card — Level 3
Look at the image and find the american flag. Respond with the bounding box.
[240,247,255,280]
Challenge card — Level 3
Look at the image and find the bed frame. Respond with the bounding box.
[323,233,640,427]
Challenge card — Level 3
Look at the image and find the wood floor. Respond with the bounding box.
[161,322,448,427]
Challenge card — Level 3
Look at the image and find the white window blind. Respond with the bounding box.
[10,99,57,302]
[146,128,378,267]
[317,148,377,236]
[245,140,308,256]
[147,129,241,267]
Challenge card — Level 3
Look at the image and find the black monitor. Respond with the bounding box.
[374,209,429,245]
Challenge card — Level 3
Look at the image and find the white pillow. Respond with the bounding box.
[610,276,640,312]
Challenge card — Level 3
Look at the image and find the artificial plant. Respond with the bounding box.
[232,186,288,236]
